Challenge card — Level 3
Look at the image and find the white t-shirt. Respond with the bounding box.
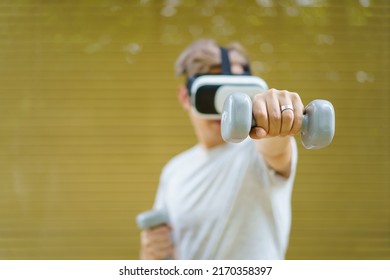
[154,137,298,260]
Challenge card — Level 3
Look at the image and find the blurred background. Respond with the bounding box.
[0,0,388,259]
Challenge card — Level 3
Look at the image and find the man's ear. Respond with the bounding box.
[178,84,191,110]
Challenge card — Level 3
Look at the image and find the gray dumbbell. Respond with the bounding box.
[136,209,169,230]
[221,92,335,149]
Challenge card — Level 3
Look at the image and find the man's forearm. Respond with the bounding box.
[255,136,292,178]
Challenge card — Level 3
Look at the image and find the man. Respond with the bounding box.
[140,39,303,260]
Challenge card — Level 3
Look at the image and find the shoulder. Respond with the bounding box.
[161,145,201,177]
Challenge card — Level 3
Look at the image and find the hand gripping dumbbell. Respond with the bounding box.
[221,92,335,149]
[136,209,172,259]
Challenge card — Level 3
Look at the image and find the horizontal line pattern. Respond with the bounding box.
[0,0,388,260]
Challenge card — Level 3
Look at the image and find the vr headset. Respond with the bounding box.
[186,47,268,119]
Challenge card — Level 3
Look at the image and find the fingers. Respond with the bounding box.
[250,89,304,139]
[250,94,268,138]
[278,91,294,137]
[141,225,173,260]
[290,92,304,135]
[266,90,282,136]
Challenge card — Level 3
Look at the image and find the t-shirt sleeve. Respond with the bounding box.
[153,164,169,211]
[258,138,298,255]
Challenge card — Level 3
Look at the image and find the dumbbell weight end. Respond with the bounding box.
[301,99,335,149]
[136,209,169,229]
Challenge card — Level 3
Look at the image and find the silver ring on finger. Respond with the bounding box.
[280,104,294,113]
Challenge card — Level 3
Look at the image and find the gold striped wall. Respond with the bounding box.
[0,0,388,259]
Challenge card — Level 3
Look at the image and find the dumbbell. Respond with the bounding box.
[136,209,172,259]
[136,209,169,230]
[221,92,335,149]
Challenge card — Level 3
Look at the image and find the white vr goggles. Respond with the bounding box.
[186,47,268,119]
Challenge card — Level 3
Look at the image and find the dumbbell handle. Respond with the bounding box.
[221,92,335,149]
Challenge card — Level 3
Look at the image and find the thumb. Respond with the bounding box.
[250,127,267,139]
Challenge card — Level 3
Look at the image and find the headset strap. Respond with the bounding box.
[220,47,232,75]
[186,46,252,94]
